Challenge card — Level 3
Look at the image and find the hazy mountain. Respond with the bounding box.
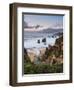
[38,28,63,33]
[24,28,63,39]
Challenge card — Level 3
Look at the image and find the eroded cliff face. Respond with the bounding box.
[24,35,63,74]
[24,34,63,65]
[41,35,63,65]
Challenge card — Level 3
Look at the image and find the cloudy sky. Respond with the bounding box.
[24,14,63,32]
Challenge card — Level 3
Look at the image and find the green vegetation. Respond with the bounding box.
[24,63,63,74]
[24,34,63,74]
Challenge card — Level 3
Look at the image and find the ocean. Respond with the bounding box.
[24,36,58,49]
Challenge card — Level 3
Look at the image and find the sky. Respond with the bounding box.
[24,14,63,32]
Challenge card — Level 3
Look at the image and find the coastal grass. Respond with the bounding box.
[24,63,63,74]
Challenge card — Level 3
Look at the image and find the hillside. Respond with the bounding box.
[41,34,63,65]
[24,34,63,74]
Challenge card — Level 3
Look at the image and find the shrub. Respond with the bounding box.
[24,63,63,74]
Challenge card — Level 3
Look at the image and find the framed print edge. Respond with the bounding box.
[9,3,72,86]
[9,4,17,86]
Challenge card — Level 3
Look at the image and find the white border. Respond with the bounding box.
[17,7,70,82]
